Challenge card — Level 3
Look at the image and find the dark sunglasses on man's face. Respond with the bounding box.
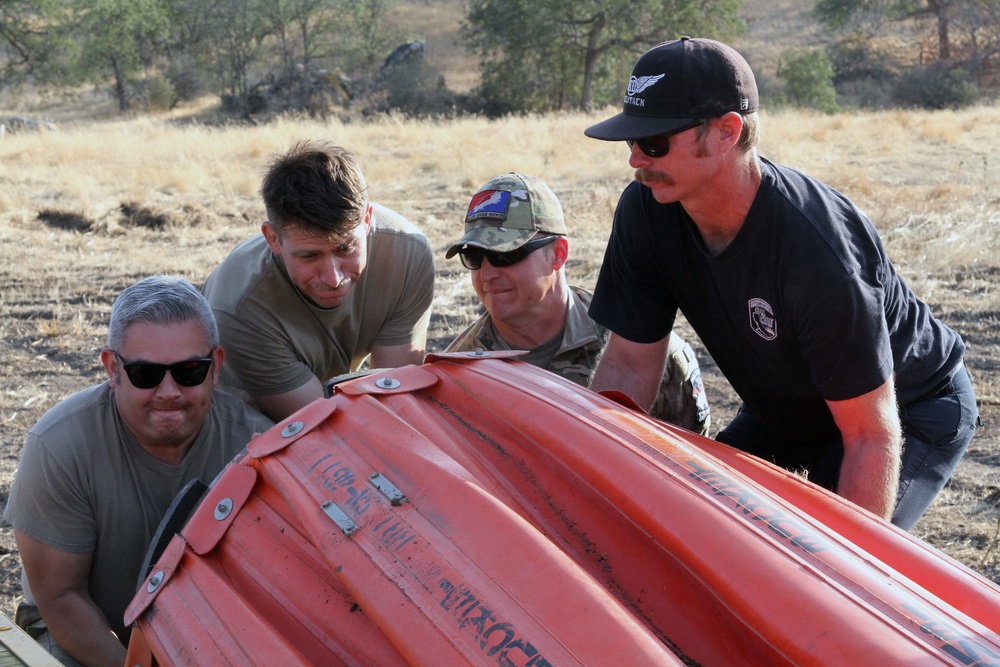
[114,351,214,389]
[626,119,707,158]
[459,235,558,271]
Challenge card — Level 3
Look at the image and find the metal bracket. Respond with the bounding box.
[369,472,408,506]
[321,500,359,535]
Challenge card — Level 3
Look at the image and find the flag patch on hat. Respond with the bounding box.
[467,190,510,222]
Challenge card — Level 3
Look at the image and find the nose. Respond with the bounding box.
[478,258,502,279]
[628,142,651,169]
[319,256,346,286]
[155,370,183,397]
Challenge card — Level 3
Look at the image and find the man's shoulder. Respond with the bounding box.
[568,285,595,307]
[202,235,276,310]
[760,157,859,220]
[209,233,270,271]
[208,390,275,431]
[371,203,428,241]
[565,286,604,344]
[31,383,114,441]
[445,313,492,352]
[366,203,435,299]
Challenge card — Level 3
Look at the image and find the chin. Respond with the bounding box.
[310,290,350,308]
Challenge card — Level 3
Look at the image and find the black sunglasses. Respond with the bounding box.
[626,120,707,158]
[114,351,215,389]
[459,235,558,271]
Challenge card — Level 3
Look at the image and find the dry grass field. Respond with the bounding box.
[1,104,999,624]
[1,0,998,640]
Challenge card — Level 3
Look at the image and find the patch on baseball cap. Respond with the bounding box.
[585,36,759,141]
[446,173,566,258]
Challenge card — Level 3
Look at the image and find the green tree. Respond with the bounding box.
[815,0,957,61]
[0,0,79,87]
[332,0,399,72]
[464,0,744,113]
[259,0,335,112]
[777,48,839,113]
[814,0,1000,88]
[74,0,171,111]
[206,0,270,107]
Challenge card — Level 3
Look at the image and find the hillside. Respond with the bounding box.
[1,0,831,122]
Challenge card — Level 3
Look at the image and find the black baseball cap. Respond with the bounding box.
[585,37,758,141]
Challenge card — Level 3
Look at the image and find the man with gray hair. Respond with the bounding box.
[445,172,710,434]
[4,275,273,667]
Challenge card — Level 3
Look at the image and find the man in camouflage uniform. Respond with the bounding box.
[445,173,710,435]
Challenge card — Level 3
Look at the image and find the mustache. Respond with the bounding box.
[150,402,187,410]
[634,168,674,185]
[314,277,353,291]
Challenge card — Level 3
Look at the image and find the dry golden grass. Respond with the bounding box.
[1,102,999,623]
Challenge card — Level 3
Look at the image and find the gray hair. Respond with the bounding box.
[107,275,219,351]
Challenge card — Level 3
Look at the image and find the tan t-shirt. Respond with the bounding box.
[202,203,434,399]
[3,383,273,644]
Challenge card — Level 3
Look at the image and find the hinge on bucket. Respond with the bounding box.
[369,472,408,506]
[321,500,359,535]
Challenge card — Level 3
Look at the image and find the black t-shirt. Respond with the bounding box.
[590,158,964,451]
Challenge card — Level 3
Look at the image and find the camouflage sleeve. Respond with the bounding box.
[444,315,490,353]
[546,342,602,389]
[648,335,712,436]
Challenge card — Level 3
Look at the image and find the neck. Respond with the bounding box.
[492,284,570,350]
[140,440,195,466]
[685,153,762,255]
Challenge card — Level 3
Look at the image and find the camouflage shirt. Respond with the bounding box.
[446,286,710,435]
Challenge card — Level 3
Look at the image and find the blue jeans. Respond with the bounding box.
[717,365,979,530]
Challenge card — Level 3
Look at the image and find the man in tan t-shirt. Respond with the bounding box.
[202,141,435,421]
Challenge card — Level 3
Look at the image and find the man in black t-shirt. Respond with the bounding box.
[583,37,979,530]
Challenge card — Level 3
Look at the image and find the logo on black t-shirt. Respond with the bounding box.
[748,298,777,340]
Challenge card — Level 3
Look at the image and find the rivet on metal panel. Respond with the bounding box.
[369,472,408,506]
[321,500,359,535]
[281,421,304,437]
[375,376,401,389]
[147,571,164,593]
[469,347,488,357]
[214,497,234,521]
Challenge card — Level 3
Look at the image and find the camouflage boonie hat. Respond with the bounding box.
[445,173,567,258]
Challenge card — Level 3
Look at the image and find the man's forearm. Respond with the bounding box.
[837,434,902,520]
[41,593,126,667]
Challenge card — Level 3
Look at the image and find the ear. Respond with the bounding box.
[101,348,119,387]
[262,222,282,255]
[551,236,570,271]
[211,347,225,387]
[714,112,745,151]
[363,204,374,234]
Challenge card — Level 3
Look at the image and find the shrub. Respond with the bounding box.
[147,76,178,111]
[892,64,979,110]
[777,48,839,114]
[165,54,211,101]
